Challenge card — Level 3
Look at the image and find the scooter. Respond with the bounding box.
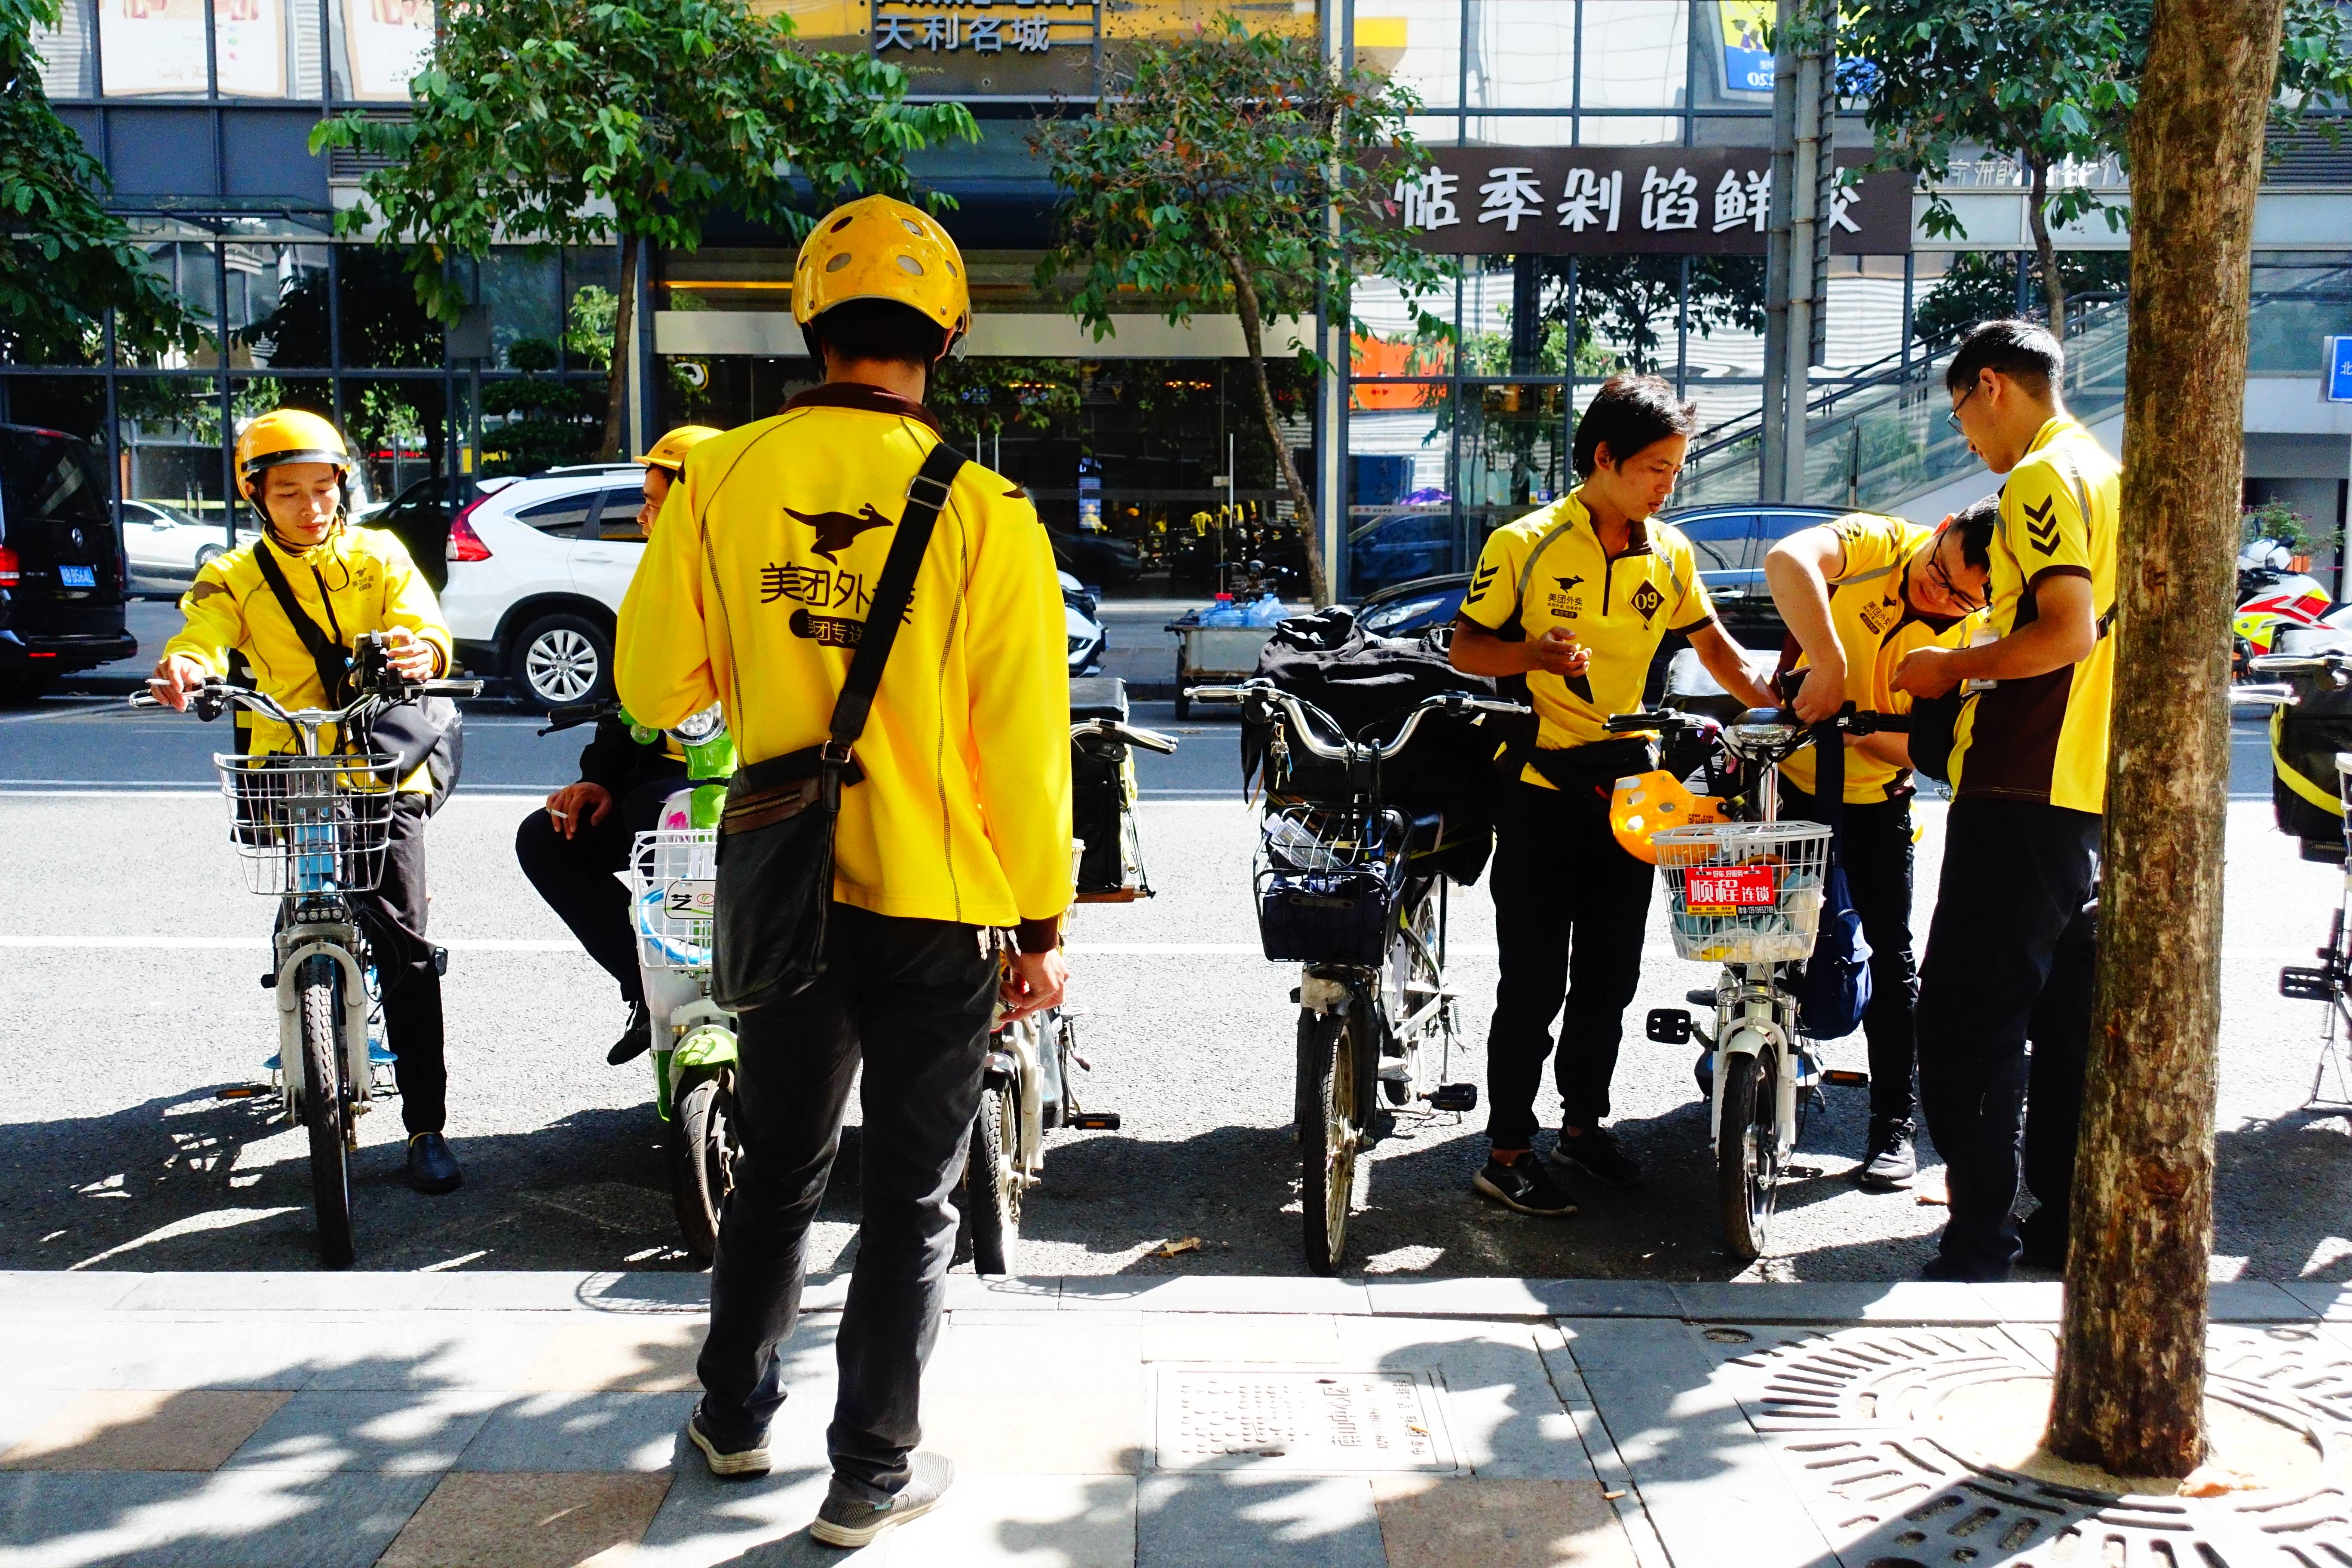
[2236,538,2336,678]
[543,700,743,1262]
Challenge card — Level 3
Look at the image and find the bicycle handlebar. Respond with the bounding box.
[1075,718,1178,755]
[1188,679,1529,763]
[1606,704,1909,738]
[130,674,481,733]
[538,698,621,737]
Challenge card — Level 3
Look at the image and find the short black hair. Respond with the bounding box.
[800,297,951,368]
[1945,494,2000,573]
[1945,318,2063,400]
[1573,373,1700,479]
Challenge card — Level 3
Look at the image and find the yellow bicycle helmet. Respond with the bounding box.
[792,194,971,351]
[634,425,724,475]
[233,408,353,500]
[1609,770,1725,865]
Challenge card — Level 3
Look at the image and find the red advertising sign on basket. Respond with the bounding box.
[1684,865,1778,917]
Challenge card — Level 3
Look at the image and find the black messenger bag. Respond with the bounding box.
[710,442,967,1014]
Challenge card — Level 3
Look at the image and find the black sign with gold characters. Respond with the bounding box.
[1375,147,1911,257]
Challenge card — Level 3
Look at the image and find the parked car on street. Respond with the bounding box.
[0,423,135,701]
[1063,570,1107,675]
[369,478,454,593]
[440,465,643,708]
[121,499,254,584]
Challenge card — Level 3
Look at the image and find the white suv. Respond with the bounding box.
[441,464,648,709]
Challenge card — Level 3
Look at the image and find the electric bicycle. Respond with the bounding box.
[133,649,480,1268]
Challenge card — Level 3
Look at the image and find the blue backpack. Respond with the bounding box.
[1797,719,1873,1040]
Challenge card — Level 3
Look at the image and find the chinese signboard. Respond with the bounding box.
[1379,147,1911,257]
[870,0,1096,93]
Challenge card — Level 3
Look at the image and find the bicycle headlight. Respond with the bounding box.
[669,704,726,744]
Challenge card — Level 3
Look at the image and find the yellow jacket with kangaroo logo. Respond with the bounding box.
[163,525,452,792]
[615,383,1074,941]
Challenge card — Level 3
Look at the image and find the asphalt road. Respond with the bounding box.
[3,663,2343,1286]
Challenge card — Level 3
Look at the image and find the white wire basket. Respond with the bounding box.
[212,752,399,895]
[627,828,717,972]
[1654,820,1834,965]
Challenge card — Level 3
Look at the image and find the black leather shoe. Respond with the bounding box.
[407,1133,463,1194]
[607,1001,652,1066]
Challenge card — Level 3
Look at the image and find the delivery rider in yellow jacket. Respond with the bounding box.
[150,409,466,1195]
[616,194,1071,1544]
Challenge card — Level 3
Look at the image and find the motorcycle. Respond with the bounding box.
[2236,538,2337,678]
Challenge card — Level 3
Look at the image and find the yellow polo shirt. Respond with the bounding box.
[1778,512,1976,803]
[1458,487,1715,787]
[1947,416,2119,814]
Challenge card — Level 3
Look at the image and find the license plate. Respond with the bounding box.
[58,565,95,588]
[664,879,716,919]
[1685,865,1776,916]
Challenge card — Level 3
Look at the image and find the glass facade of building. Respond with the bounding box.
[12,0,2343,598]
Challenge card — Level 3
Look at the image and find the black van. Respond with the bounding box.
[0,424,135,701]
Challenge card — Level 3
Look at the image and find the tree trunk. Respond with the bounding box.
[1211,230,1329,606]
[2043,0,2285,1481]
[601,236,637,461]
[2027,159,2067,340]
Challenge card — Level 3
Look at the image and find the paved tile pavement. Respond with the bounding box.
[1,1271,2345,1567]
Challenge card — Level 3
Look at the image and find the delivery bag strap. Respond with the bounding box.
[708,441,965,1014]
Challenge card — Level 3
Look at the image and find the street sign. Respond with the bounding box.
[2328,336,2352,403]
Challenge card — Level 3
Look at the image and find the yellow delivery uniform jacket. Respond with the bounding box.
[616,384,1073,938]
[163,525,453,793]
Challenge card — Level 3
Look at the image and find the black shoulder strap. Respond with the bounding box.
[250,541,352,705]
[826,441,967,750]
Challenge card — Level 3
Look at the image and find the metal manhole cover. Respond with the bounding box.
[1150,1368,1460,1473]
[1723,1324,2352,1566]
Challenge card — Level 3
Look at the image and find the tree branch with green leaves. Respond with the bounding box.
[1031,15,1453,604]
[2,0,192,365]
[313,0,976,455]
[1828,0,2352,338]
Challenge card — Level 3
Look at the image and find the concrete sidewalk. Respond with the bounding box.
[6,1271,2352,1567]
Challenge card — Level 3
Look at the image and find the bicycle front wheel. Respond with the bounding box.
[297,954,355,1269]
[1717,1047,1779,1265]
[1298,1004,1372,1275]
[961,1083,1021,1276]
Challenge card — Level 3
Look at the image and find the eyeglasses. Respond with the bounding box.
[1925,542,1985,612]
[1945,387,1975,433]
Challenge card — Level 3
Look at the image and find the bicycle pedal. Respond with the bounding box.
[1378,1062,1412,1081]
[1820,1069,1869,1088]
[262,1052,281,1073]
[259,971,276,989]
[1067,1112,1121,1131]
[2282,966,2337,1001]
[1783,1164,1824,1179]
[1425,1082,1478,1112]
[1683,988,1717,1008]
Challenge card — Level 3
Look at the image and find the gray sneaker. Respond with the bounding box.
[1854,1118,1917,1190]
[810,1452,955,1548]
[684,1404,770,1478]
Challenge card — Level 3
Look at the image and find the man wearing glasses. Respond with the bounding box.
[1890,318,2119,1282]
[1764,496,1997,1190]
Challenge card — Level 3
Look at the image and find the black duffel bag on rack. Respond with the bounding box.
[1240,608,1527,888]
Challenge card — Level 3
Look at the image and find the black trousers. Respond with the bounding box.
[513,771,686,1007]
[358,793,445,1137]
[1485,778,1656,1147]
[1781,784,1920,1126]
[1915,796,2101,1279]
[2021,903,2098,1262]
[695,903,997,1504]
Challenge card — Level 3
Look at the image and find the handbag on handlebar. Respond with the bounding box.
[248,542,464,814]
[708,442,967,1014]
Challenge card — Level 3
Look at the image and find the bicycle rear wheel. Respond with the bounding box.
[1298,1002,1373,1275]
[297,954,355,1269]
[1717,1047,1779,1265]
[961,1083,1021,1275]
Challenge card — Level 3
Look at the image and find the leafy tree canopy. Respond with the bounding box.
[1,0,190,364]
[315,0,977,323]
[1032,14,1454,602]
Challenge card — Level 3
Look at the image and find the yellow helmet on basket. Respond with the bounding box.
[1609,770,1725,865]
[791,194,971,349]
[233,408,353,500]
